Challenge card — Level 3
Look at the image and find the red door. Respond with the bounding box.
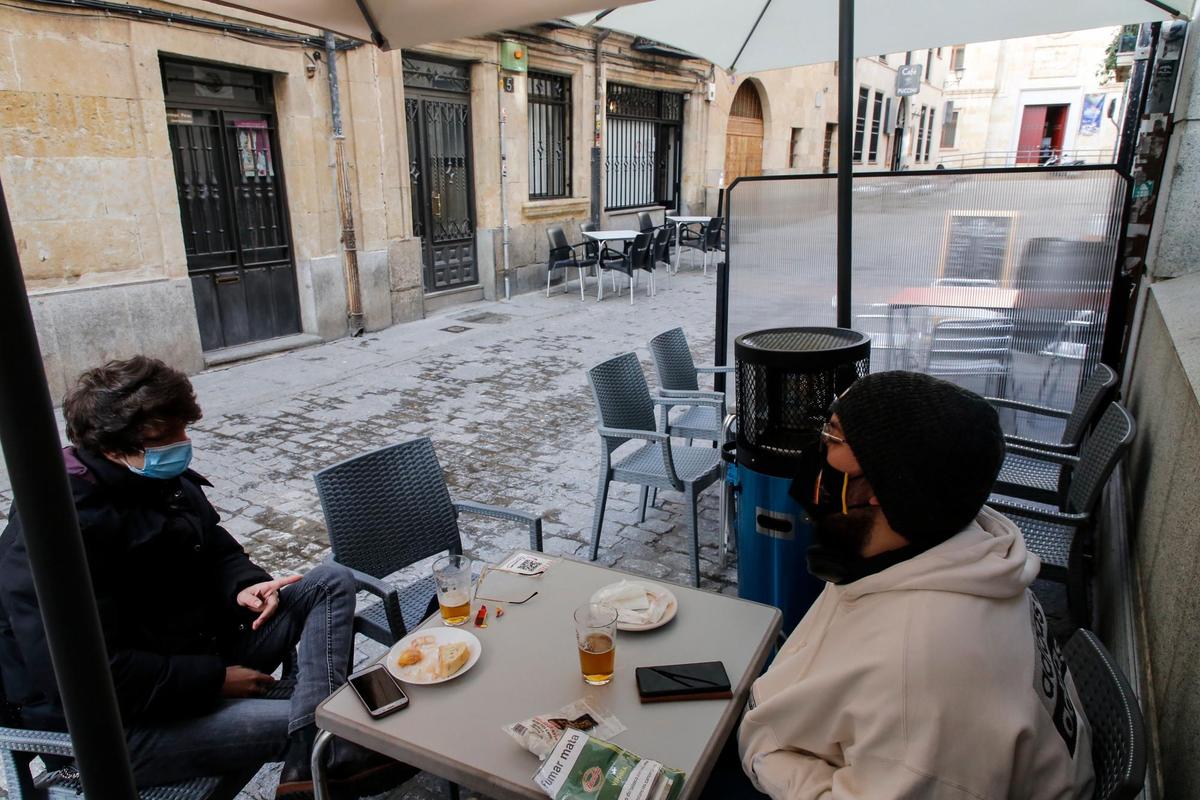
[1017,105,1048,164]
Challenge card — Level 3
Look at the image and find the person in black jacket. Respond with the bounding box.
[0,356,412,798]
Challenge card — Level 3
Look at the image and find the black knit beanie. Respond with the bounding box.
[834,371,1005,548]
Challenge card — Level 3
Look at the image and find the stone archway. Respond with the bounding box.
[724,81,765,185]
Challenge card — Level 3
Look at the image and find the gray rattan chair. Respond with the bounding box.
[648,327,732,444]
[990,403,1135,627]
[990,364,1119,505]
[314,438,543,644]
[587,353,722,587]
[0,659,296,799]
[1063,629,1147,800]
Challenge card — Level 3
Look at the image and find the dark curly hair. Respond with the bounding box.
[63,356,202,455]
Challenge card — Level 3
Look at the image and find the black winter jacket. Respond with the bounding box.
[0,447,270,730]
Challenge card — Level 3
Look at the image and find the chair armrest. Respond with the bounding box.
[598,427,670,443]
[986,397,1071,418]
[1005,444,1080,466]
[1004,433,1075,454]
[988,499,1088,527]
[0,726,74,757]
[454,501,544,552]
[652,396,725,410]
[332,559,406,641]
[696,365,736,374]
[657,388,725,401]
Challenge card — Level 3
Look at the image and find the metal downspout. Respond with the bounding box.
[499,78,512,301]
[591,30,611,226]
[325,31,365,335]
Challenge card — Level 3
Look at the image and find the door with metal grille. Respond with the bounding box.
[162,60,300,352]
[403,56,478,292]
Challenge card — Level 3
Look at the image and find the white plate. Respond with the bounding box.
[385,626,482,685]
[590,581,678,632]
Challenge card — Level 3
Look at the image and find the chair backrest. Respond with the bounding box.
[587,353,656,445]
[546,225,572,265]
[651,225,672,264]
[1062,629,1146,800]
[927,318,1014,365]
[1061,363,1119,446]
[630,231,653,270]
[579,221,599,261]
[1065,402,1135,515]
[637,211,655,232]
[705,217,724,247]
[932,277,999,288]
[314,438,461,579]
[649,327,700,392]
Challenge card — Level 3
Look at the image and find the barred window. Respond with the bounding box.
[868,90,884,163]
[852,86,870,163]
[924,108,935,162]
[528,71,571,199]
[605,83,683,210]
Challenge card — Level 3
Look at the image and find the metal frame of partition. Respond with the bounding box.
[714,163,1131,395]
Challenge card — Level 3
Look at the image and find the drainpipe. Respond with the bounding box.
[591,30,611,225]
[498,83,512,301]
[325,31,365,335]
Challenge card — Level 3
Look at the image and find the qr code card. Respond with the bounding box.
[497,552,555,575]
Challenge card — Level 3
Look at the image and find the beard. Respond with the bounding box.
[805,508,877,585]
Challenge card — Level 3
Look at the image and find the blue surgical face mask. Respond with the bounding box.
[126,440,193,480]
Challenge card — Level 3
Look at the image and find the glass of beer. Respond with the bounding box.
[575,603,618,685]
[432,555,474,626]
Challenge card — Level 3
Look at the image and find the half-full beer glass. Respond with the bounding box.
[575,603,617,685]
[433,555,474,626]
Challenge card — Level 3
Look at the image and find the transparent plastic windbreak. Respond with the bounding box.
[725,168,1127,439]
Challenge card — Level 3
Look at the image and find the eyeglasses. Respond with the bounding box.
[819,422,846,446]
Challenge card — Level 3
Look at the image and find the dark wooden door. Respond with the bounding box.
[163,61,300,351]
[403,55,477,293]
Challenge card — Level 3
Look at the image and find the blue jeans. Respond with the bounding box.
[126,563,357,787]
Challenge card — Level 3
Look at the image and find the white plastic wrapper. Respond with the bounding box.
[504,697,626,760]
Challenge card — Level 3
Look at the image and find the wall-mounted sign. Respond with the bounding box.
[1079,94,1105,136]
[895,64,922,97]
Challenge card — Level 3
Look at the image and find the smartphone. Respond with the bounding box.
[635,661,733,703]
[348,665,409,718]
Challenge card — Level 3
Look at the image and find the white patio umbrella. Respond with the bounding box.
[209,0,636,49]
[569,0,1191,327]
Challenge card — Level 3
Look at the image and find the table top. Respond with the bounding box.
[316,553,781,800]
[582,229,640,241]
[666,216,711,223]
[888,286,1020,310]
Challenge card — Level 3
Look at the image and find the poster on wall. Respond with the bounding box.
[1079,94,1105,136]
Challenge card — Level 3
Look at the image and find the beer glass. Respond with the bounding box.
[433,555,474,626]
[575,603,617,685]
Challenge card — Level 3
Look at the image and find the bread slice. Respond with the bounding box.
[438,642,469,678]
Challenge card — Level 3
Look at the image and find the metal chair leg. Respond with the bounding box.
[591,472,610,561]
[578,267,586,300]
[685,485,701,587]
[545,269,552,298]
[311,729,336,800]
[638,485,649,523]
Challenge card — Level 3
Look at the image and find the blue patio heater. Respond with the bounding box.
[727,327,870,633]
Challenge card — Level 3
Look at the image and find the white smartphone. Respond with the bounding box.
[348,665,409,718]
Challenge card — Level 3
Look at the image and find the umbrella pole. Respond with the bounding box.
[836,0,853,329]
[0,178,137,797]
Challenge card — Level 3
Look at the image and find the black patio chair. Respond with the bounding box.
[314,438,543,645]
[1062,629,1147,800]
[990,364,1119,505]
[579,221,601,281]
[545,226,591,300]
[679,217,724,276]
[990,403,1135,627]
[650,225,673,289]
[0,654,297,799]
[637,211,656,233]
[587,353,723,587]
[599,232,652,305]
[648,326,731,444]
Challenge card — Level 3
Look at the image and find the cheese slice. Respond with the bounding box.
[438,642,469,678]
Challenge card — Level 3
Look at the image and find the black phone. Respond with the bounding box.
[348,665,409,718]
[635,661,733,703]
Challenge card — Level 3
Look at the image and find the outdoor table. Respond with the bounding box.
[666,216,712,275]
[581,229,641,300]
[312,552,781,800]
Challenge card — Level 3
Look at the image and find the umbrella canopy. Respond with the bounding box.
[570,0,1189,73]
[209,0,636,48]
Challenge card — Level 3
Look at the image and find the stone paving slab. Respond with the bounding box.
[0,268,735,800]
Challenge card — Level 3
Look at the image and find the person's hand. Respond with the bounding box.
[221,666,276,698]
[236,575,302,630]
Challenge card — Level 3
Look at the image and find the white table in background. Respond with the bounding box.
[666,216,712,275]
[313,552,781,800]
[581,229,640,300]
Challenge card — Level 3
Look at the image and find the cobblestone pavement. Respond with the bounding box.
[0,267,735,799]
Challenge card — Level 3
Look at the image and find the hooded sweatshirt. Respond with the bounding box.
[738,507,1094,800]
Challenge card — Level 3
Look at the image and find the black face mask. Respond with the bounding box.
[802,462,878,584]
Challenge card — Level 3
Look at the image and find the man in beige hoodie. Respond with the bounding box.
[737,371,1094,800]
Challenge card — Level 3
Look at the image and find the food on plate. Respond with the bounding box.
[438,641,470,678]
[410,635,436,648]
[397,647,423,667]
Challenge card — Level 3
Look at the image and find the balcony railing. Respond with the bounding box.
[937,149,1115,169]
